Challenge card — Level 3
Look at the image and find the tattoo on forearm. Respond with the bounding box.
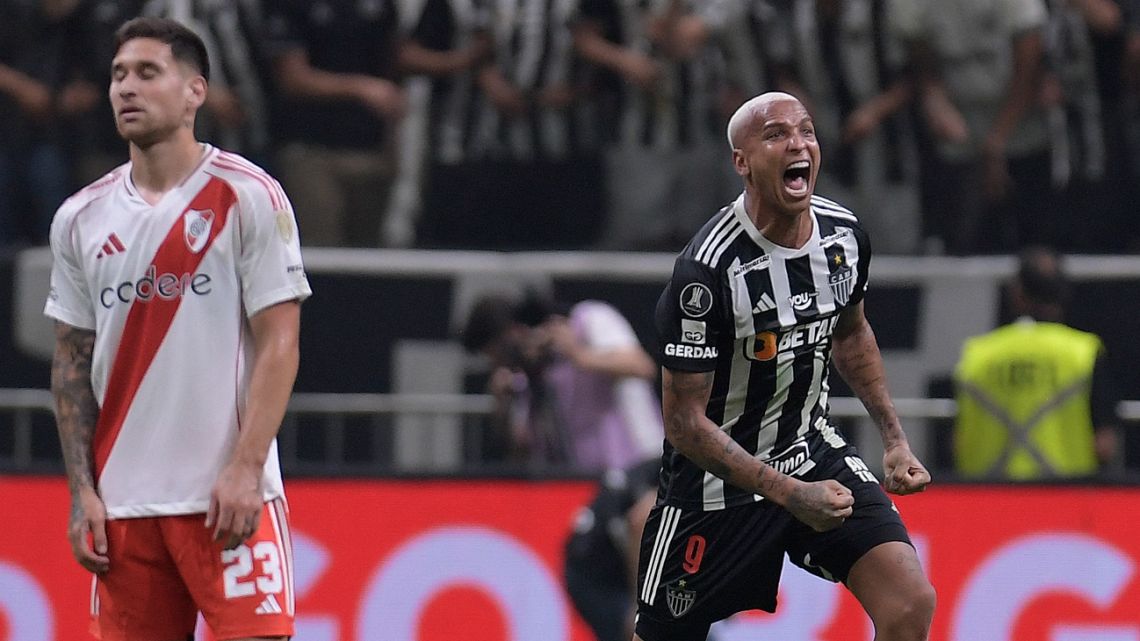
[51,323,99,496]
[834,322,900,437]
[665,370,778,492]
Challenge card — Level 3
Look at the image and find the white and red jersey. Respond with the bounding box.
[44,145,312,519]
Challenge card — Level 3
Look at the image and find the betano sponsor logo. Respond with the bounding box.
[747,315,839,361]
[99,265,212,308]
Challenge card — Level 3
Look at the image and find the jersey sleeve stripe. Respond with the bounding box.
[217,151,289,209]
[810,194,852,212]
[810,197,858,221]
[695,208,737,263]
[217,151,286,203]
[700,220,742,267]
[709,225,745,268]
[811,204,858,223]
[76,167,125,198]
[210,160,283,210]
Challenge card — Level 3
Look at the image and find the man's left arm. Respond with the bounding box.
[1090,353,1122,470]
[207,300,301,549]
[831,301,931,494]
[544,317,657,380]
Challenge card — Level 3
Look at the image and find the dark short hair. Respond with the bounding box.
[512,289,561,327]
[114,16,210,81]
[461,295,516,353]
[1017,245,1069,306]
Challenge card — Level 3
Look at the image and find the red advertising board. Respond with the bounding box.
[2,477,1138,641]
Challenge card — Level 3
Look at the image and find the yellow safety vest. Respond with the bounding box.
[953,320,1102,480]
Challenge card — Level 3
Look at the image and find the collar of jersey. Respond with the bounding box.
[732,193,819,257]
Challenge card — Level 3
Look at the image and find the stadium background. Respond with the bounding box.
[2,249,1139,640]
[4,0,1140,637]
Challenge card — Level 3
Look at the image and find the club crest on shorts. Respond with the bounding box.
[184,209,215,253]
[666,579,696,618]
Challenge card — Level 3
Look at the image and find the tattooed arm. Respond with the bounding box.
[50,321,109,573]
[662,368,853,531]
[832,301,931,494]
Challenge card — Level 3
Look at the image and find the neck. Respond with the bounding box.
[129,131,204,201]
[744,188,812,249]
[1025,304,1064,323]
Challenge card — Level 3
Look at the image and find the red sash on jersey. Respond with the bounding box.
[93,178,235,478]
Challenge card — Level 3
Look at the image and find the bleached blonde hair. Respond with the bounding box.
[726,91,802,149]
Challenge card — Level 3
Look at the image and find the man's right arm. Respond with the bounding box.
[51,321,109,574]
[661,368,853,532]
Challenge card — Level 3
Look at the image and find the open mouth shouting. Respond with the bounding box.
[783,160,811,197]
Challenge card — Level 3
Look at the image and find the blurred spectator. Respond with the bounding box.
[0,0,89,249]
[769,0,922,254]
[892,0,1054,254]
[1121,0,1140,249]
[572,0,741,251]
[413,0,604,250]
[383,0,492,247]
[564,458,659,641]
[461,292,664,473]
[263,0,406,247]
[143,0,274,163]
[720,0,785,101]
[68,0,271,183]
[68,0,145,185]
[953,246,1121,479]
[1042,0,1125,252]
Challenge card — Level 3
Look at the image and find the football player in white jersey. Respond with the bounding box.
[46,16,310,641]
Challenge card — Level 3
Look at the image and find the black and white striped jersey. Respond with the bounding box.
[575,0,732,149]
[405,0,489,165]
[469,0,592,161]
[654,193,871,511]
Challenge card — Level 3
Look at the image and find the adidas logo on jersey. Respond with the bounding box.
[753,292,776,314]
[96,233,126,259]
[255,594,283,615]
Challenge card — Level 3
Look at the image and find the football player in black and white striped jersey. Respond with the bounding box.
[633,92,935,641]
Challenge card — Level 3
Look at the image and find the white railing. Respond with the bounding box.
[4,388,1139,473]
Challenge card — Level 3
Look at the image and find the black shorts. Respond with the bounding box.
[634,441,912,641]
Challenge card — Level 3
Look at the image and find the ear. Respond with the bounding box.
[732,148,749,177]
[187,75,207,111]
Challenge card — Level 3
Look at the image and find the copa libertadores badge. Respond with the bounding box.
[679,283,713,318]
[666,579,696,618]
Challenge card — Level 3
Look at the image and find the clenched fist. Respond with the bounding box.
[785,479,854,532]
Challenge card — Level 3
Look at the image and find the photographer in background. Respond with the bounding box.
[461,291,663,473]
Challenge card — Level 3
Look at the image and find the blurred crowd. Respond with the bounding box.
[4,0,1140,254]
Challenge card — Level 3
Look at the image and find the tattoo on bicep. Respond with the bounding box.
[665,371,714,398]
[51,323,99,493]
[666,371,736,475]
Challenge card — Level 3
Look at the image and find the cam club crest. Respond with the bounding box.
[828,253,855,306]
[666,579,696,618]
[829,267,854,306]
[184,209,215,253]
